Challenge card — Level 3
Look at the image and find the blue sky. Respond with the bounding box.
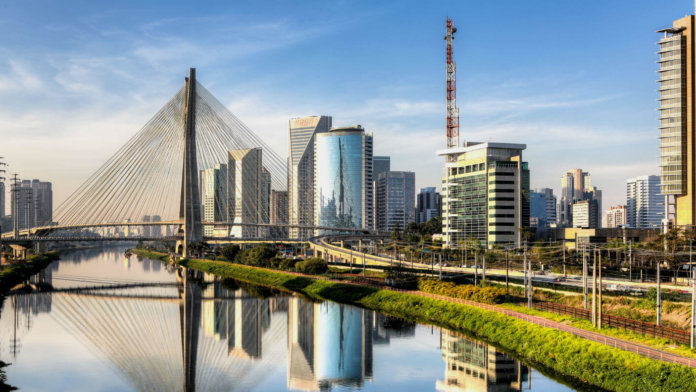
[1,0,693,213]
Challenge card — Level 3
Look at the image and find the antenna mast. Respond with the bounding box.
[445,18,459,151]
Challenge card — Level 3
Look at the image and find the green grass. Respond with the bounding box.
[131,248,170,262]
[173,256,696,392]
[0,252,59,294]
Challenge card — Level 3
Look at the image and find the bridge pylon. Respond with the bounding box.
[178,68,204,258]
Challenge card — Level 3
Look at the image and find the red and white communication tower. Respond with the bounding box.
[444,17,459,150]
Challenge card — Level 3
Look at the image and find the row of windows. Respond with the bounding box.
[489,189,514,193]
[489,180,514,185]
[489,222,515,227]
[490,213,515,218]
[490,197,514,201]
[489,231,515,235]
[490,205,514,210]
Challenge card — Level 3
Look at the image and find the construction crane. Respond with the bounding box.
[444,17,459,151]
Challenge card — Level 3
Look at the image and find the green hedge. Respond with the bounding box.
[418,277,507,304]
[178,257,696,392]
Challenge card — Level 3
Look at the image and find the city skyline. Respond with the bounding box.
[0,1,693,213]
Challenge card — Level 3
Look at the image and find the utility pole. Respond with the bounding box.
[482,252,486,282]
[592,249,597,327]
[505,248,509,292]
[583,245,588,310]
[523,242,528,298]
[11,174,19,238]
[629,240,633,282]
[657,258,662,326]
[690,239,693,287]
[598,250,603,329]
[528,249,533,310]
[562,240,566,278]
[692,269,696,349]
[439,253,443,280]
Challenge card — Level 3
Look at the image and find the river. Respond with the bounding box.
[0,245,582,391]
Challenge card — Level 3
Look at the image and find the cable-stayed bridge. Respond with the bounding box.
[1,69,375,257]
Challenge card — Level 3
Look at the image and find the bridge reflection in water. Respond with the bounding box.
[0,257,545,392]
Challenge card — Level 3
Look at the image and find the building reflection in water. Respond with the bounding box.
[436,331,527,392]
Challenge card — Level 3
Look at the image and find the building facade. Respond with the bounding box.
[11,185,33,231]
[605,205,627,228]
[374,171,415,232]
[314,126,373,234]
[270,190,289,239]
[572,199,599,228]
[439,142,529,248]
[416,187,441,224]
[626,175,664,228]
[200,163,229,237]
[34,181,52,226]
[530,188,556,230]
[288,116,332,239]
[557,169,601,228]
[228,148,270,238]
[658,16,694,227]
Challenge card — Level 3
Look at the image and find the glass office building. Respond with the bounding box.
[314,126,373,233]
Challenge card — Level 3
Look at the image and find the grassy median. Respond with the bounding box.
[155,254,696,392]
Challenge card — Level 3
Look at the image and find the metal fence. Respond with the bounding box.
[534,301,690,345]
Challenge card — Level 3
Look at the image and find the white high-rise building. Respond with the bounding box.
[228,148,270,238]
[200,163,229,237]
[606,205,628,228]
[375,171,415,232]
[626,175,664,228]
[288,116,332,239]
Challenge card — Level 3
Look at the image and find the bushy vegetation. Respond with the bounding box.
[237,244,277,266]
[220,245,241,261]
[0,252,59,294]
[177,257,696,392]
[417,278,507,304]
[0,360,16,392]
[295,258,328,274]
[132,249,169,262]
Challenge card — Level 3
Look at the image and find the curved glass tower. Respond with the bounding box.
[314,126,373,233]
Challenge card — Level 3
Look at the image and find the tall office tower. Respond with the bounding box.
[372,156,390,180]
[228,148,269,238]
[439,142,529,248]
[314,125,373,234]
[606,205,628,228]
[416,187,442,224]
[372,156,391,230]
[0,181,4,218]
[11,185,34,230]
[288,115,332,239]
[572,199,599,228]
[375,171,415,232]
[35,181,52,226]
[658,15,694,228]
[530,188,556,230]
[626,175,665,228]
[557,169,600,227]
[269,190,289,239]
[200,163,229,237]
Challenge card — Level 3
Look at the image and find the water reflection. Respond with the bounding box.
[0,248,575,392]
[437,331,527,392]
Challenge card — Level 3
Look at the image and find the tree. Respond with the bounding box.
[220,244,241,261]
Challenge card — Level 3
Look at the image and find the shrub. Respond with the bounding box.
[220,244,241,261]
[295,258,328,274]
[417,278,507,304]
[238,244,277,267]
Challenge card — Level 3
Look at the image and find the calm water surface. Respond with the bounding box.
[0,245,580,392]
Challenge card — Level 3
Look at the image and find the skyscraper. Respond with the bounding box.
[658,15,694,227]
[372,156,390,180]
[375,171,415,232]
[572,199,599,228]
[416,187,441,224]
[200,163,229,237]
[530,188,556,230]
[314,125,373,234]
[557,169,601,227]
[626,175,665,228]
[34,181,52,226]
[228,148,270,238]
[439,142,529,248]
[288,116,332,239]
[0,181,4,218]
[11,184,33,230]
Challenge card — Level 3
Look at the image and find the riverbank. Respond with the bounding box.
[136,250,696,392]
[0,252,59,295]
